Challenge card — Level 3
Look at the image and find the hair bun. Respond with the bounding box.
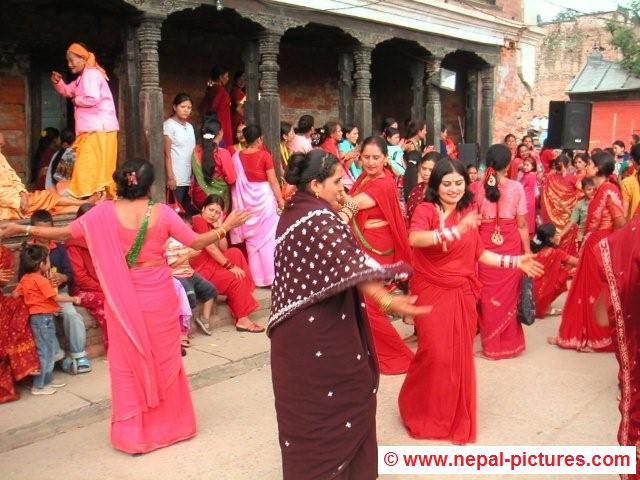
[284,153,307,185]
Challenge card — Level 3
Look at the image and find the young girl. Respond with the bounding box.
[45,128,75,194]
[12,244,81,395]
[520,157,538,237]
[559,177,596,249]
[32,127,61,190]
[531,224,578,318]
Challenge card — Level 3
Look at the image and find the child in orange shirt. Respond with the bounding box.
[12,244,81,395]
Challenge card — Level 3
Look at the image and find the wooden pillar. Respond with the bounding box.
[480,65,495,157]
[135,13,165,200]
[465,70,479,144]
[338,51,354,126]
[258,30,282,179]
[410,61,425,121]
[243,39,260,126]
[352,45,373,138]
[123,25,144,161]
[425,57,442,152]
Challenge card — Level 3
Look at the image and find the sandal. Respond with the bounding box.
[76,357,92,374]
[181,338,191,348]
[61,358,78,375]
[195,316,212,336]
[236,323,265,333]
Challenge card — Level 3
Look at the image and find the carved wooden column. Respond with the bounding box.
[135,13,165,200]
[122,25,144,161]
[424,56,442,152]
[338,51,354,126]
[353,45,373,138]
[465,70,479,144]
[243,40,260,126]
[480,65,495,157]
[410,62,425,121]
[258,30,282,178]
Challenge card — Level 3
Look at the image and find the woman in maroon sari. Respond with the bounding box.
[399,159,542,444]
[0,245,40,403]
[201,66,233,148]
[269,149,428,480]
[476,144,531,360]
[405,151,440,222]
[598,213,640,478]
[551,152,625,352]
[346,136,414,374]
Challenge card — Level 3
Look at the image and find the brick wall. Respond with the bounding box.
[0,71,28,177]
[493,46,531,142]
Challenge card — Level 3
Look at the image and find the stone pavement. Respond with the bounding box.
[0,298,620,480]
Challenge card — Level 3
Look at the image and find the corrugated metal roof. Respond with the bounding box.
[566,51,640,94]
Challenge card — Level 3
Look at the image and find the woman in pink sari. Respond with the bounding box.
[551,152,625,352]
[230,125,284,287]
[0,159,250,454]
[476,144,531,360]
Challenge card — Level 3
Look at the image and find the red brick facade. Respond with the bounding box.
[0,72,28,176]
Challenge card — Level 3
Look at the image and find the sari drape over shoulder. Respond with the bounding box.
[598,213,640,479]
[532,247,571,318]
[400,203,484,444]
[556,182,623,352]
[350,173,414,374]
[541,172,578,253]
[0,246,39,403]
[269,190,410,480]
[69,202,197,453]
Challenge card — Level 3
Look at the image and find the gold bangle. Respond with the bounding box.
[218,225,227,236]
[378,292,394,314]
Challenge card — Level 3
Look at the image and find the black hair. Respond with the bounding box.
[295,115,314,135]
[631,134,640,145]
[591,147,603,156]
[76,203,94,218]
[613,140,625,149]
[384,127,400,143]
[30,209,53,226]
[572,152,590,167]
[604,147,615,156]
[280,121,293,141]
[466,163,478,171]
[425,159,473,212]
[60,128,75,146]
[404,150,422,167]
[516,143,528,156]
[380,117,397,134]
[483,144,512,203]
[284,150,340,191]
[202,117,222,180]
[580,177,595,189]
[202,194,225,210]
[318,121,341,146]
[522,135,533,143]
[522,156,537,172]
[530,223,556,254]
[342,124,358,139]
[113,158,155,200]
[177,211,192,222]
[361,135,388,157]
[243,124,262,145]
[172,92,192,107]
[233,71,244,83]
[552,154,570,172]
[440,124,448,134]
[210,66,229,81]
[48,128,76,184]
[420,151,441,166]
[31,127,60,182]
[503,133,516,144]
[630,143,640,164]
[19,244,49,275]
[405,119,425,139]
[590,151,617,185]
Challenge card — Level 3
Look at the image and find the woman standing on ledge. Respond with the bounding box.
[269,149,428,480]
[51,43,119,198]
[0,159,250,454]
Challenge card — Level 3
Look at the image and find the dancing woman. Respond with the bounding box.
[398,159,542,444]
[0,159,250,453]
[552,152,625,352]
[345,136,414,374]
[269,149,428,480]
[475,144,531,360]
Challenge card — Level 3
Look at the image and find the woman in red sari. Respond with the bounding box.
[598,213,640,477]
[319,121,358,192]
[230,71,246,134]
[551,152,626,352]
[540,154,579,254]
[476,144,531,360]
[399,159,542,444]
[346,136,414,374]
[201,66,233,148]
[530,223,577,318]
[405,151,439,222]
[0,245,40,403]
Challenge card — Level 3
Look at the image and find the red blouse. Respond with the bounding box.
[238,149,275,182]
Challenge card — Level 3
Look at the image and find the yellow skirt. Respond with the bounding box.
[68,131,117,198]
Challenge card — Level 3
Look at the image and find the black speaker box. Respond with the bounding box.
[546,101,592,150]
[457,143,479,168]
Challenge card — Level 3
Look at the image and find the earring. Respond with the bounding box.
[315,191,320,199]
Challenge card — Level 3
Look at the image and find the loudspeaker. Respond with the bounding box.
[457,143,479,168]
[547,101,592,149]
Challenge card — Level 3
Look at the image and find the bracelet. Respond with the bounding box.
[222,260,232,269]
[339,207,353,220]
[378,292,394,314]
[342,198,359,216]
[498,255,520,269]
[214,228,225,240]
[25,225,32,236]
[226,262,236,270]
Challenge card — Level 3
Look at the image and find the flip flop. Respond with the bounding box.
[236,324,265,333]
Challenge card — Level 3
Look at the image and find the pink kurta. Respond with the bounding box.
[69,202,196,454]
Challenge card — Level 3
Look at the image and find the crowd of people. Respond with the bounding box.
[0,42,639,480]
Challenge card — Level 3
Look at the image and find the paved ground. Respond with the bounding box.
[0,298,620,480]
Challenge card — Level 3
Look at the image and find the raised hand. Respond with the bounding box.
[222,209,252,230]
[519,254,544,278]
[51,71,62,84]
[457,211,479,233]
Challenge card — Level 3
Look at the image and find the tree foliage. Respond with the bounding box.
[607,1,640,76]
[553,9,577,23]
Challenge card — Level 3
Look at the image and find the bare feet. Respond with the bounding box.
[547,336,558,345]
[474,351,498,361]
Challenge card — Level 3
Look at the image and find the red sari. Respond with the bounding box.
[0,246,39,403]
[541,172,579,254]
[405,182,426,223]
[532,247,571,318]
[400,203,483,444]
[556,182,623,351]
[598,213,640,478]
[191,215,258,320]
[351,172,413,374]
[202,84,233,148]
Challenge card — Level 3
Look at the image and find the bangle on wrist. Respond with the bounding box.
[25,225,32,236]
[378,292,394,314]
[226,262,236,270]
